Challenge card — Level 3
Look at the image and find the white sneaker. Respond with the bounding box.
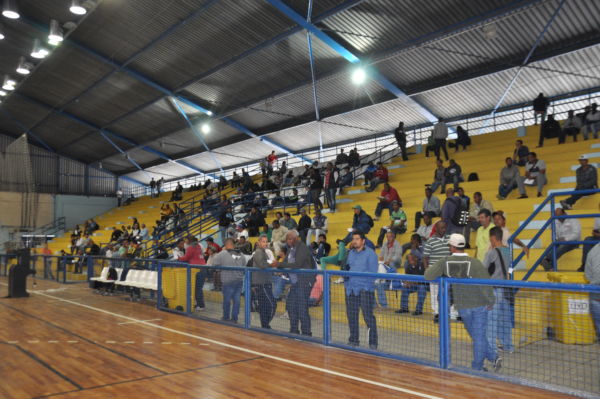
[279,311,289,319]
[333,277,344,284]
[195,306,206,311]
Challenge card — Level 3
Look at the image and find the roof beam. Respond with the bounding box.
[99,131,150,178]
[0,108,55,152]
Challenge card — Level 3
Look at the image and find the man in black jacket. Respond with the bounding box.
[274,230,315,336]
[252,235,277,329]
[394,122,408,161]
[296,208,312,243]
[538,114,561,148]
[533,92,549,125]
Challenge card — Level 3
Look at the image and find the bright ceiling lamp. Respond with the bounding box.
[31,38,49,59]
[16,56,32,75]
[0,89,7,96]
[69,0,87,15]
[206,110,213,116]
[351,67,367,85]
[0,24,5,40]
[2,0,19,19]
[2,75,16,90]
[48,19,63,42]
[200,123,211,134]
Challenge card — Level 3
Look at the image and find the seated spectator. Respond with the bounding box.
[123,194,136,206]
[281,212,298,230]
[517,152,547,198]
[160,203,173,221]
[110,227,122,242]
[583,103,600,140]
[402,233,424,258]
[171,239,185,259]
[342,205,373,244]
[453,125,471,152]
[540,208,581,271]
[396,254,427,316]
[348,148,360,167]
[512,140,529,167]
[283,170,295,186]
[415,187,441,230]
[441,159,463,192]
[297,208,312,243]
[374,182,401,221]
[204,237,222,259]
[379,230,402,269]
[376,201,407,247]
[235,234,253,256]
[538,114,561,148]
[424,134,436,158]
[365,162,389,192]
[311,234,331,259]
[271,219,288,255]
[306,209,328,245]
[429,159,445,193]
[580,212,600,272]
[560,155,598,210]
[415,214,434,244]
[88,219,99,234]
[498,157,520,200]
[320,239,347,270]
[363,161,377,186]
[491,211,529,257]
[562,110,582,142]
[335,149,349,165]
[171,183,184,201]
[338,166,353,194]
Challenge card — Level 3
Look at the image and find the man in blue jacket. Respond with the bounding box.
[342,205,372,244]
[345,232,378,349]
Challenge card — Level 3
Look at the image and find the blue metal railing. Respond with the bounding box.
[509,189,600,280]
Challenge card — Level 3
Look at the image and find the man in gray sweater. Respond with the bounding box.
[432,117,449,161]
[274,230,316,336]
[211,238,246,323]
[252,235,277,329]
[560,155,598,210]
[585,243,600,341]
[498,157,520,200]
[425,233,499,371]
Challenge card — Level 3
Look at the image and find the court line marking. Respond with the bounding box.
[118,318,161,325]
[32,291,443,399]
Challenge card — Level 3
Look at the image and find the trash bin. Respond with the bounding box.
[547,272,596,344]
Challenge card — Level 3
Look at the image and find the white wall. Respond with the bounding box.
[54,194,117,229]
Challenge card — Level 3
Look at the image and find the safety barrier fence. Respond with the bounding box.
[509,189,600,280]
[151,262,600,398]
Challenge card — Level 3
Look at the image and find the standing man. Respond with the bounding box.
[532,92,549,125]
[345,232,378,349]
[323,162,338,212]
[177,237,207,311]
[517,152,547,199]
[560,155,597,210]
[211,238,245,323]
[484,227,514,354]
[423,220,450,323]
[149,178,156,198]
[394,121,408,161]
[441,188,463,235]
[584,243,600,341]
[498,157,520,200]
[425,234,499,371]
[276,230,315,336]
[251,234,277,329]
[466,192,494,245]
[475,209,494,262]
[432,117,449,161]
[116,188,123,207]
[309,168,323,211]
[415,187,441,230]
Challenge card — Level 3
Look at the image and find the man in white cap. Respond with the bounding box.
[425,233,499,372]
[560,155,597,210]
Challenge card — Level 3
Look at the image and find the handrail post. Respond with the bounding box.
[550,195,557,271]
[323,269,330,345]
[157,262,163,309]
[439,278,450,369]
[244,269,251,329]
[186,264,191,314]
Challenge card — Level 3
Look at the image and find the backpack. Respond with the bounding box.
[468,172,479,181]
[367,214,374,228]
[450,197,468,226]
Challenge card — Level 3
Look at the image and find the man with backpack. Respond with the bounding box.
[342,205,373,244]
[425,233,499,372]
[441,188,467,235]
[484,227,514,354]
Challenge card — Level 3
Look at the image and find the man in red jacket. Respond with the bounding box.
[374,183,401,221]
[178,237,207,311]
[365,162,389,192]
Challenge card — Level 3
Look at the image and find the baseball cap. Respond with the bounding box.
[579,155,588,160]
[353,205,362,210]
[448,233,466,248]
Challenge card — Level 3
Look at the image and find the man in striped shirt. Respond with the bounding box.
[423,221,450,323]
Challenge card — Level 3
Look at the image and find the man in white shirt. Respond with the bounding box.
[431,117,449,161]
[583,103,600,140]
[517,152,547,198]
[541,208,581,271]
[414,187,441,230]
[171,239,185,260]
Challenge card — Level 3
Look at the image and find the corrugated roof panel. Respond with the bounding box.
[64,133,118,162]
[33,113,94,150]
[1,96,53,131]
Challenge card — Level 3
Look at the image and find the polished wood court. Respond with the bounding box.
[0,277,576,399]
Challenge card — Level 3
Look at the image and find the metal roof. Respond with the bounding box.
[0,0,599,180]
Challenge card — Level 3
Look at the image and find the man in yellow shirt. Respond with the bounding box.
[475,209,493,262]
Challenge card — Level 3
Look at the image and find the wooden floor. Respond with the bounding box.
[0,277,576,399]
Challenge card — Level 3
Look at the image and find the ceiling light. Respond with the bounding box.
[351,67,367,85]
[0,89,6,96]
[16,56,31,75]
[206,110,213,116]
[2,0,19,19]
[31,39,49,59]
[201,124,210,134]
[69,0,87,15]
[2,75,16,90]
[0,24,5,40]
[48,19,63,42]
[48,37,61,46]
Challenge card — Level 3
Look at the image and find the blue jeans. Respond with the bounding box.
[345,290,378,348]
[498,182,517,198]
[374,201,392,218]
[272,275,288,299]
[325,188,337,211]
[430,181,442,194]
[458,306,495,370]
[287,281,312,335]
[400,283,427,312]
[218,226,228,246]
[590,298,600,341]
[375,282,388,308]
[222,280,243,321]
[486,288,513,352]
[195,271,206,308]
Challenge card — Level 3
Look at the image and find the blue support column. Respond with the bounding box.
[244,269,252,329]
[550,196,557,271]
[186,265,192,314]
[322,270,331,345]
[99,131,150,177]
[439,278,451,368]
[157,262,163,309]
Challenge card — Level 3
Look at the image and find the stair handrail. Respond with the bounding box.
[509,188,600,280]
